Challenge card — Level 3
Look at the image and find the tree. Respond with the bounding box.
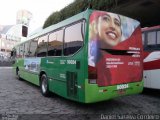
[43,0,118,28]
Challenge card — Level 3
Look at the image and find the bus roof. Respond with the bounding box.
[142,25,160,32]
[27,9,92,40]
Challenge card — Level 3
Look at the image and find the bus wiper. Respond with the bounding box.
[100,48,134,55]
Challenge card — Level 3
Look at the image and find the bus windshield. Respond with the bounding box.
[88,11,143,86]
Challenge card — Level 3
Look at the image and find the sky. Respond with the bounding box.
[0,0,74,33]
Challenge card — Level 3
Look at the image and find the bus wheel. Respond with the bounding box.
[40,74,50,97]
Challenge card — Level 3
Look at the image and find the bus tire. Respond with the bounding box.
[40,74,50,97]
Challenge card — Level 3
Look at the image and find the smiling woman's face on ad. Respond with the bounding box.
[97,13,122,48]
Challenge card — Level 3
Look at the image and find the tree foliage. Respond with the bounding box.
[43,0,118,28]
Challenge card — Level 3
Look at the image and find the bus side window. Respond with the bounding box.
[157,30,160,49]
[24,41,30,57]
[146,31,156,50]
[11,48,16,58]
[37,35,48,57]
[29,38,38,57]
[64,22,83,56]
[19,44,24,58]
[48,29,63,56]
[147,31,156,45]
[142,33,147,50]
[142,33,145,45]
[16,47,20,58]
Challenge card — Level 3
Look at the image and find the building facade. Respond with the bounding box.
[0,10,32,60]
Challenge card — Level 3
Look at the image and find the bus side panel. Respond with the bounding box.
[150,69,160,89]
[143,51,160,89]
[41,49,86,103]
[144,69,160,89]
[13,58,24,78]
[14,58,40,86]
[42,57,68,98]
[20,70,40,86]
[143,70,151,88]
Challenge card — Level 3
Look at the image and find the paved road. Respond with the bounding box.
[0,67,160,120]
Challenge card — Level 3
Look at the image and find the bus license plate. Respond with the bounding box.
[117,89,126,95]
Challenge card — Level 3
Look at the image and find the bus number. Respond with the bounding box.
[117,84,129,90]
[67,60,76,64]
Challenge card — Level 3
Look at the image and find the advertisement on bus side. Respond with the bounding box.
[24,58,41,73]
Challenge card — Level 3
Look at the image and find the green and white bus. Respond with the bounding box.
[12,9,143,103]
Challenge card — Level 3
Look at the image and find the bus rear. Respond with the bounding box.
[86,11,143,103]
